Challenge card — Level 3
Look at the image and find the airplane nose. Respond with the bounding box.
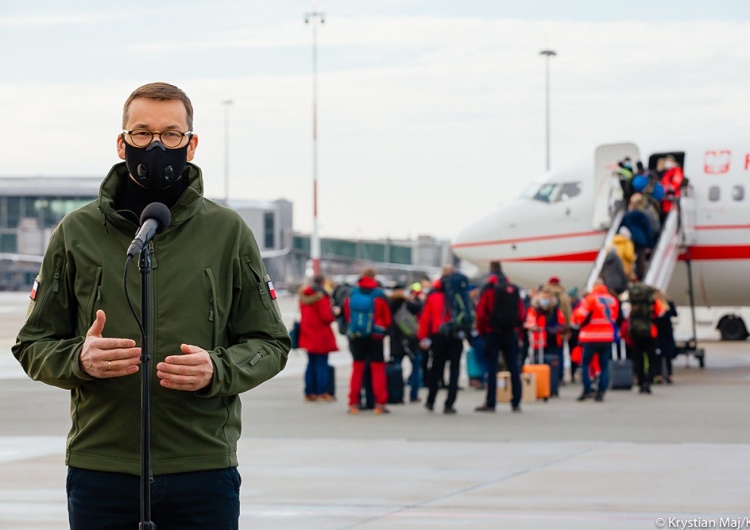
[451,202,524,264]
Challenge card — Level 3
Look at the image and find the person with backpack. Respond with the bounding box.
[474,268,526,413]
[298,274,339,403]
[388,283,423,403]
[571,278,620,402]
[626,282,667,394]
[343,268,392,415]
[418,266,471,414]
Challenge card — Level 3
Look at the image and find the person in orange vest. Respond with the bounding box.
[571,278,620,402]
[524,290,566,397]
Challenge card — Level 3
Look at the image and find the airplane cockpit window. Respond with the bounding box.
[709,186,720,202]
[558,182,581,202]
[522,182,582,203]
[732,185,744,201]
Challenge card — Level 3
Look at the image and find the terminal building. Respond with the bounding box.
[0,177,452,291]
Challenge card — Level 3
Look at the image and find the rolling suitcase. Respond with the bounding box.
[327,364,336,397]
[386,360,405,404]
[543,351,561,397]
[609,340,634,390]
[523,332,551,401]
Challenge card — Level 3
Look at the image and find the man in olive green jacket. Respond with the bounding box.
[12,82,290,530]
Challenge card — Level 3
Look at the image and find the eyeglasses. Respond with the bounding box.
[122,129,193,149]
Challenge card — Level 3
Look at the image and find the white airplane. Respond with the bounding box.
[452,142,750,342]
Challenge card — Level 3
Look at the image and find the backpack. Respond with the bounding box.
[441,271,476,334]
[393,303,418,339]
[628,283,654,340]
[490,280,521,332]
[347,287,385,338]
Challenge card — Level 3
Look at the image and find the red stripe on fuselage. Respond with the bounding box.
[502,251,599,263]
[695,224,750,231]
[454,224,750,251]
[680,245,750,260]
[500,245,750,263]
[451,230,603,249]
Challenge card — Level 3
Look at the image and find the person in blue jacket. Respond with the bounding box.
[619,201,655,280]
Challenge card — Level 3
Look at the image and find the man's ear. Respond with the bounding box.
[117,135,126,160]
[187,134,199,161]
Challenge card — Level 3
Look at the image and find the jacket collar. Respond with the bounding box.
[98,162,204,232]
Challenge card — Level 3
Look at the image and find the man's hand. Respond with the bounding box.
[79,310,141,378]
[156,344,214,391]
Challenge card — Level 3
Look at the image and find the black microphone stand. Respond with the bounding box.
[139,244,156,530]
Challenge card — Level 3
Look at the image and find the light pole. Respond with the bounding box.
[305,8,324,277]
[539,49,556,171]
[222,99,233,203]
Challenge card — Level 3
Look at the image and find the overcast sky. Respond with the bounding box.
[2,1,750,240]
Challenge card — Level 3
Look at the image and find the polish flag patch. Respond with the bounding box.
[30,280,40,301]
[267,280,277,300]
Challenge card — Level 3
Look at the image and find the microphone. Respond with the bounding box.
[126,202,171,258]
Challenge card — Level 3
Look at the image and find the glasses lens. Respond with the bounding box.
[129,129,153,147]
[160,131,184,148]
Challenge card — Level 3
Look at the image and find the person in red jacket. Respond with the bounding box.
[571,278,620,402]
[298,274,339,402]
[417,269,465,414]
[343,268,392,415]
[474,270,525,412]
[660,155,684,216]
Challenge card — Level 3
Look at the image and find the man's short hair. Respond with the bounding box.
[123,82,194,130]
[441,264,454,277]
[361,267,376,279]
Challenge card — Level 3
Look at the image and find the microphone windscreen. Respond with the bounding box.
[140,202,171,233]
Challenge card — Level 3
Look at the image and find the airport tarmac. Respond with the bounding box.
[1,290,749,529]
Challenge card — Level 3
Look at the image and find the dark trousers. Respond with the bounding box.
[483,331,522,408]
[67,467,241,530]
[304,352,330,396]
[632,336,658,388]
[426,334,463,410]
[581,342,611,395]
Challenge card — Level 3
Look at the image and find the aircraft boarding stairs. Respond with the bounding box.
[585,193,705,366]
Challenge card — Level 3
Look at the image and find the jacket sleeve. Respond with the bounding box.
[417,295,433,340]
[12,231,94,390]
[201,232,290,398]
[343,297,351,323]
[317,296,336,325]
[524,308,537,330]
[571,297,590,328]
[476,288,492,333]
[375,295,392,332]
[653,298,667,319]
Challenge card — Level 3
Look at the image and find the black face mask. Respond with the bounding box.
[124,139,188,192]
